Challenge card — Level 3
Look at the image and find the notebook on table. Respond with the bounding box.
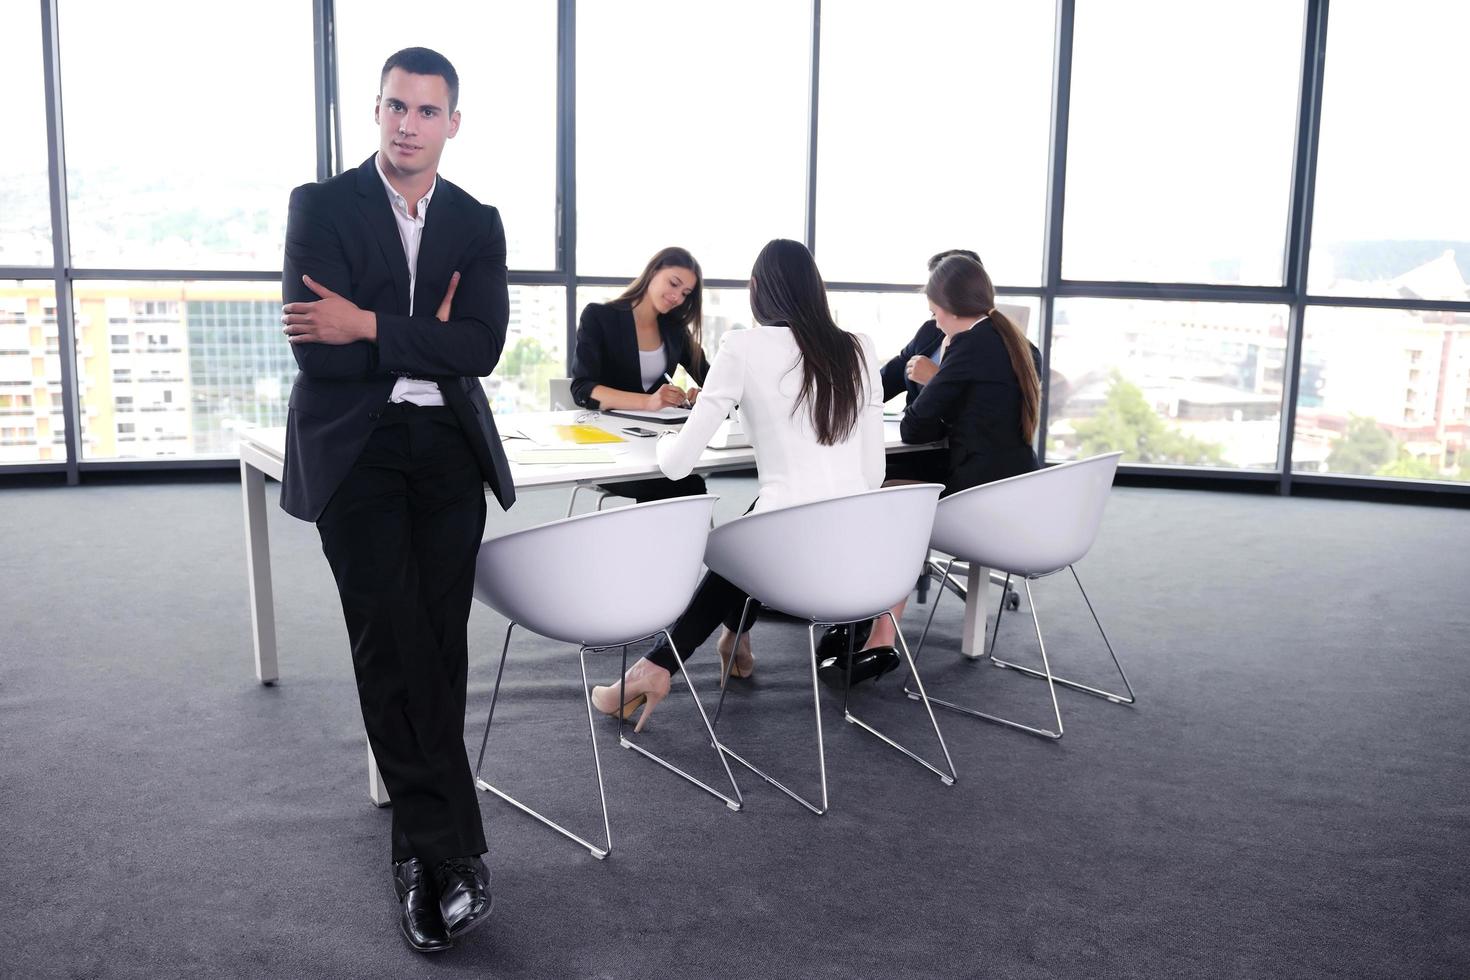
[506,445,616,465]
[606,407,691,425]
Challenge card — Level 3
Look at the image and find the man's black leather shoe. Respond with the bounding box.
[393,858,452,953]
[436,856,492,938]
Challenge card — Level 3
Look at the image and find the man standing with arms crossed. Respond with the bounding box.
[279,47,513,953]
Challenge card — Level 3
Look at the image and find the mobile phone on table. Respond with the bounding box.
[622,426,659,438]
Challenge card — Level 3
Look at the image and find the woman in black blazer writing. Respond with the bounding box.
[570,246,710,501]
[858,252,1042,663]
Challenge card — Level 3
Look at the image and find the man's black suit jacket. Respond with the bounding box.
[879,319,945,406]
[569,302,711,410]
[279,154,515,522]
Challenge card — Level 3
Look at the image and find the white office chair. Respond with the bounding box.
[905,452,1134,740]
[703,483,956,815]
[549,376,624,517]
[470,495,741,858]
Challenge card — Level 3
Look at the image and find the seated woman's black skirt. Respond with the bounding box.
[600,473,707,504]
[884,447,948,487]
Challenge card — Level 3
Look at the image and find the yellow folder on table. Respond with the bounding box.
[551,424,624,444]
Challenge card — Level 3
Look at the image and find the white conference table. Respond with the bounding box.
[238,411,994,804]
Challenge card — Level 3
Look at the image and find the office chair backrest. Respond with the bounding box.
[548,377,574,411]
[930,452,1122,576]
[705,483,943,623]
[473,495,717,647]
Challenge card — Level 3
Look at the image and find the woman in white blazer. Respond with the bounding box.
[590,239,885,730]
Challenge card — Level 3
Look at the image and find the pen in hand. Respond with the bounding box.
[663,372,691,409]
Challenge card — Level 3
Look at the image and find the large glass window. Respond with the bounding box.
[576,1,810,280]
[1,2,51,268]
[335,1,558,270]
[71,279,561,455]
[58,0,314,271]
[1291,306,1470,482]
[74,281,290,459]
[1063,1,1304,285]
[1047,298,1288,469]
[481,286,567,416]
[0,282,65,464]
[815,2,1055,286]
[826,291,1040,405]
[1309,3,1470,302]
[10,1,1466,494]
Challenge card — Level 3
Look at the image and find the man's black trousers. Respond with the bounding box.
[316,403,488,864]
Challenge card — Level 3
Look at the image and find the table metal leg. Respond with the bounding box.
[240,458,279,685]
[368,744,390,807]
[960,563,993,659]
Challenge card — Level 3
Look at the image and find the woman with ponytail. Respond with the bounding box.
[589,239,885,729]
[856,252,1042,663]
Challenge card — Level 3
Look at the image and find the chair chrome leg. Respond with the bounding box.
[844,612,957,785]
[898,557,952,691]
[474,622,516,776]
[841,617,856,715]
[566,484,613,517]
[473,626,613,859]
[712,597,758,728]
[614,643,629,739]
[911,558,953,663]
[927,559,1018,609]
[617,631,744,811]
[809,623,830,812]
[983,573,1013,662]
[924,557,967,600]
[988,566,1136,705]
[713,622,829,815]
[578,646,615,853]
[902,571,1004,696]
[909,578,1064,740]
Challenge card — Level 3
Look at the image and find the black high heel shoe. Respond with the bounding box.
[817,645,901,689]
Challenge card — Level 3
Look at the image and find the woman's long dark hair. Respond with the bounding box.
[615,246,705,373]
[749,239,866,446]
[925,255,1041,442]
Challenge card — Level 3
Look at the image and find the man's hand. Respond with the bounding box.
[906,355,938,386]
[282,274,377,345]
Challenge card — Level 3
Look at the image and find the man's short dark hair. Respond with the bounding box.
[927,248,982,273]
[380,47,460,113]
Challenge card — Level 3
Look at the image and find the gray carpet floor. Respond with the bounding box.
[1,477,1467,979]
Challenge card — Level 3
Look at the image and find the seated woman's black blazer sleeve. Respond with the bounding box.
[570,303,611,409]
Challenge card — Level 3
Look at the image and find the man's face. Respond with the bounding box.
[375,68,460,180]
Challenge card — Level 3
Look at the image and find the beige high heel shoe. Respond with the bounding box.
[716,627,755,685]
[590,659,672,733]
